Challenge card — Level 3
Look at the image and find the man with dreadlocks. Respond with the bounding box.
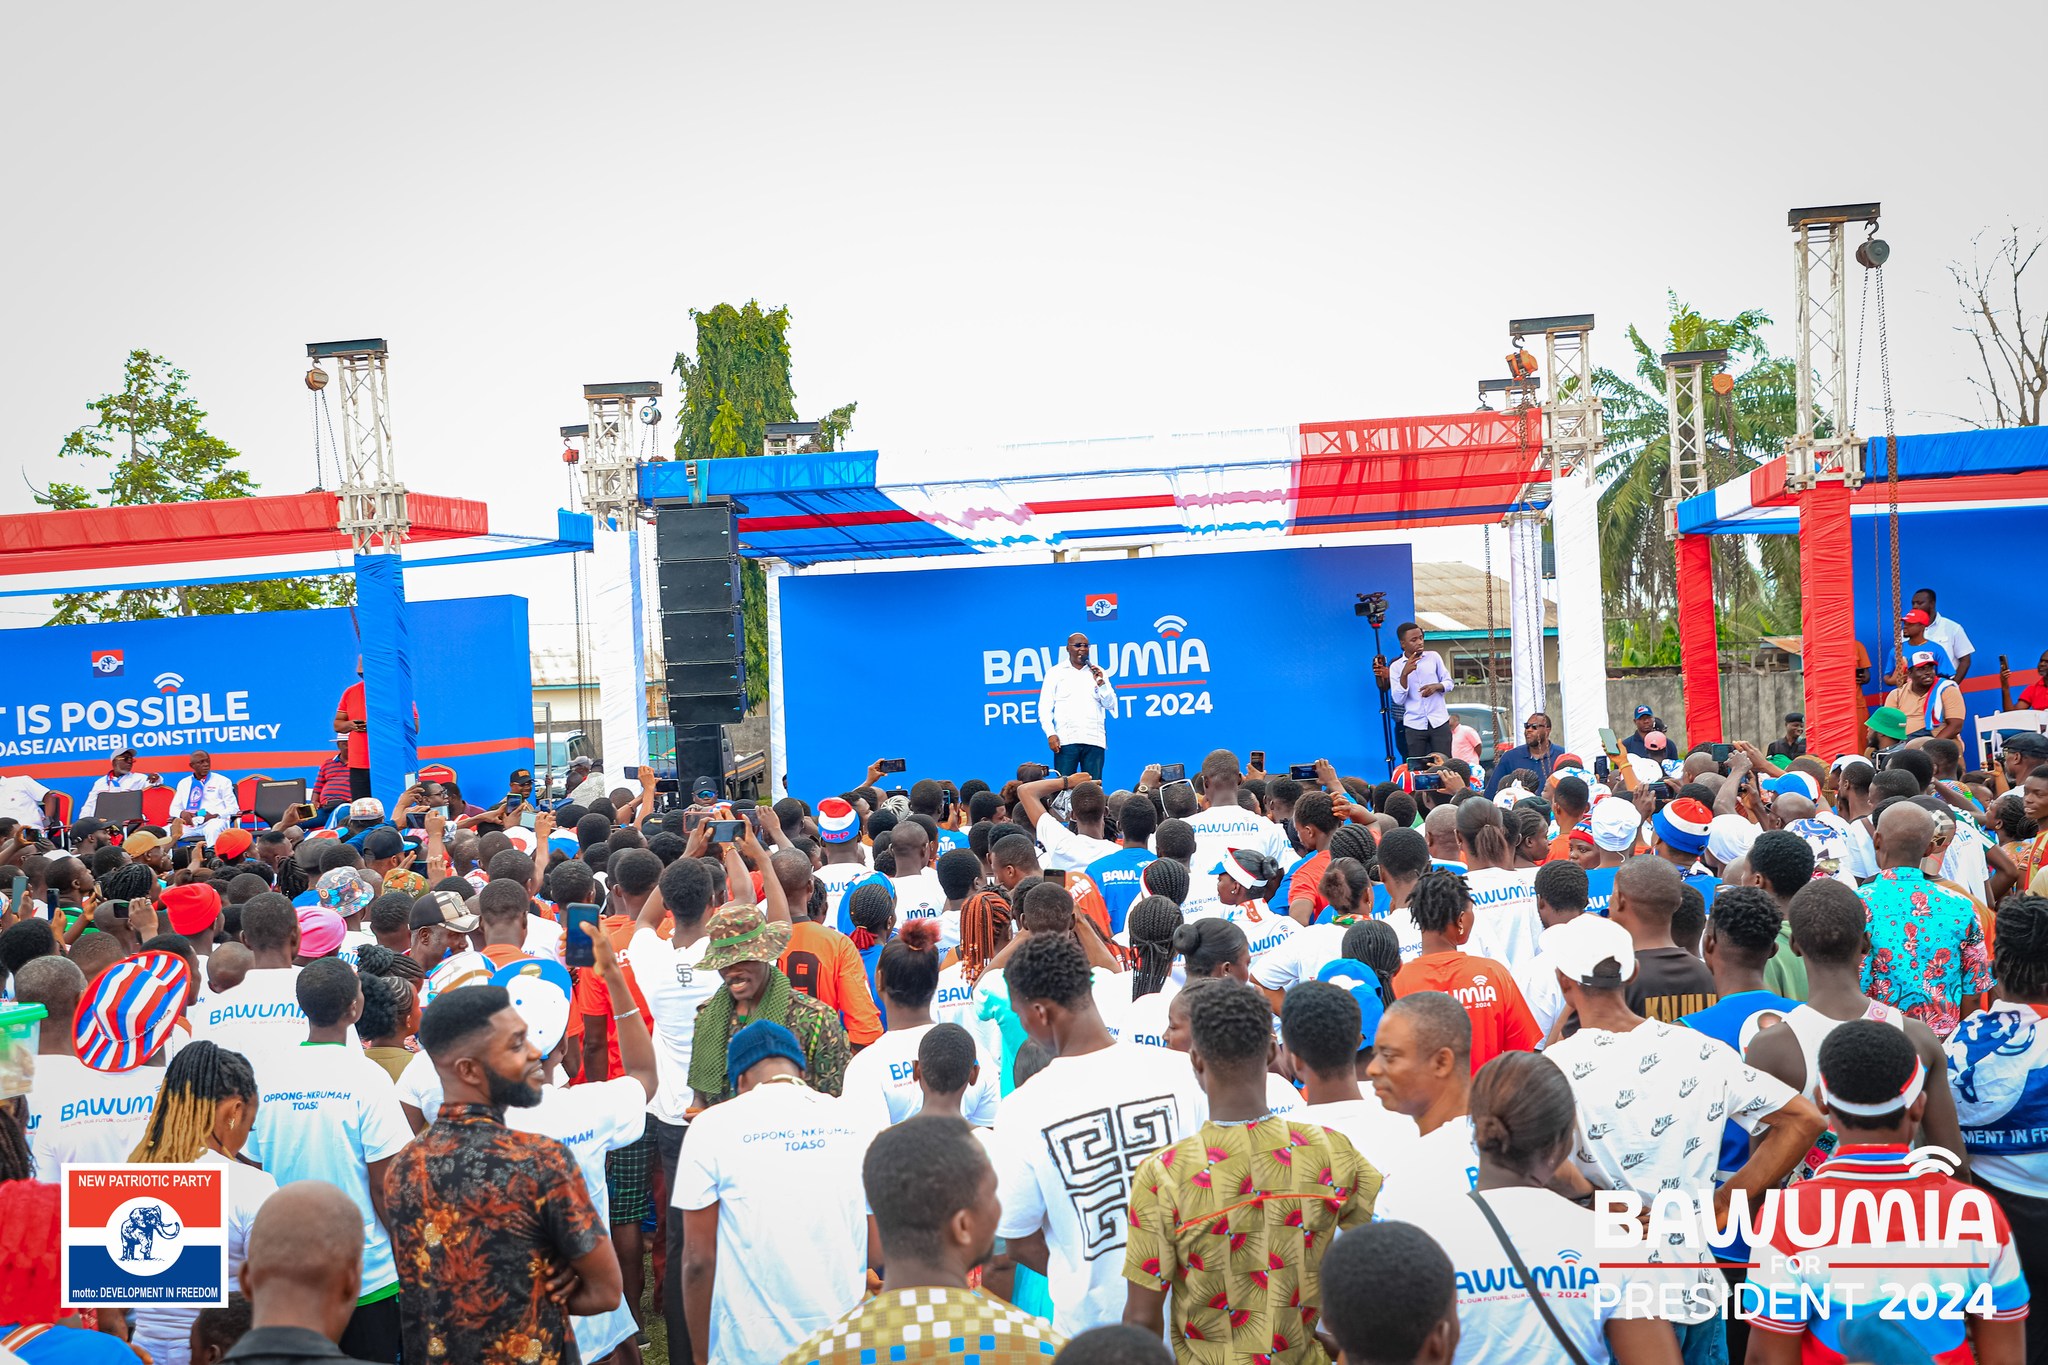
[128,1041,276,1365]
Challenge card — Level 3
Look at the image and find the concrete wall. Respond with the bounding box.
[1538,671,1808,754]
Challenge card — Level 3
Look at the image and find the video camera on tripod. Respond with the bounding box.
[1355,591,1397,774]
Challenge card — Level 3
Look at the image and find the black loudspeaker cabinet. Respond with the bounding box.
[669,691,747,726]
[662,610,742,665]
[674,726,730,788]
[665,661,745,695]
[656,558,742,608]
[655,505,737,562]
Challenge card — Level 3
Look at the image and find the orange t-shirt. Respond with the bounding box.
[1391,951,1541,1071]
[779,920,884,1046]
[571,915,655,1084]
[1288,851,1331,922]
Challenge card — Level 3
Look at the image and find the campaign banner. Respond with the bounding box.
[62,1164,228,1307]
[1853,505,2038,755]
[778,544,1415,793]
[0,597,533,809]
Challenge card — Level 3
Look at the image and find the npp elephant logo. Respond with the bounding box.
[62,1165,227,1309]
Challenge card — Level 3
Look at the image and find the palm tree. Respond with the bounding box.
[1593,295,1803,665]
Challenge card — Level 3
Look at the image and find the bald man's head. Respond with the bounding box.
[1422,804,1460,854]
[241,1182,365,1340]
[207,942,253,995]
[1876,801,1936,867]
[1774,794,1816,823]
[1614,855,1682,923]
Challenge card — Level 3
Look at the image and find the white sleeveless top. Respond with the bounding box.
[1783,1000,1906,1182]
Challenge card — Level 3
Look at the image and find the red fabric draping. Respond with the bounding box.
[0,493,489,576]
[1798,484,1858,761]
[1675,533,1721,744]
[1293,408,1546,530]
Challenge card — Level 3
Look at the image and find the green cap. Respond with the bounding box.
[1867,706,1909,741]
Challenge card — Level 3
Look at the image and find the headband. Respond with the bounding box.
[1818,1057,1926,1117]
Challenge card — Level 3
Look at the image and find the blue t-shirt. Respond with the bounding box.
[935,827,969,856]
[1086,846,1156,935]
[1882,638,1954,680]
[2,1325,140,1365]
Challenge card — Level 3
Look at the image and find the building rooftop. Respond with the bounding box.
[1411,560,1556,636]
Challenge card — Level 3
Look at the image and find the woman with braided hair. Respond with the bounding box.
[353,946,420,1082]
[933,882,1010,1067]
[1948,893,2048,1319]
[1139,855,1189,907]
[1119,895,1185,1048]
[128,1040,277,1365]
[846,879,897,1022]
[1390,870,1541,1071]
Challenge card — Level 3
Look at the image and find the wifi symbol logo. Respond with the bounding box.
[1153,615,1187,639]
[153,672,184,694]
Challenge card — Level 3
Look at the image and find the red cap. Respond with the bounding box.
[160,882,223,937]
[213,828,252,859]
[417,763,457,784]
[1901,608,1932,626]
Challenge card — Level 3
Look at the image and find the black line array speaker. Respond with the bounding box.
[655,502,747,786]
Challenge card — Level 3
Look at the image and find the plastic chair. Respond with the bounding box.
[235,774,272,827]
[139,783,174,828]
[1973,709,2048,767]
[50,790,73,832]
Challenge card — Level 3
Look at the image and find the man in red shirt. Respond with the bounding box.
[334,659,370,800]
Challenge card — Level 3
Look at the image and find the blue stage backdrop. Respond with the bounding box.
[1852,507,2040,758]
[777,544,1415,794]
[2,597,533,811]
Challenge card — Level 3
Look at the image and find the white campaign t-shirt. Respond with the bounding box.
[243,1041,413,1295]
[1424,1186,1669,1365]
[1383,907,1426,962]
[933,962,1005,1065]
[0,775,52,829]
[1514,923,1572,1040]
[1217,902,1299,975]
[1250,922,1352,993]
[992,1041,1208,1335]
[131,1151,276,1365]
[1296,1097,1418,1175]
[1545,1018,1798,1322]
[1184,806,1296,917]
[1373,1116,1479,1226]
[1034,812,1120,874]
[24,1054,163,1178]
[840,1023,1002,1129]
[190,966,308,1064]
[336,929,375,967]
[818,861,886,932]
[630,927,718,1123]
[523,913,566,964]
[975,966,1129,1043]
[1122,985,1179,1050]
[672,1078,873,1364]
[1462,868,1543,972]
[515,1076,649,1362]
[888,868,956,952]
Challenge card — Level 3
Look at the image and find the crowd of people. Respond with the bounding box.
[1,659,2047,1365]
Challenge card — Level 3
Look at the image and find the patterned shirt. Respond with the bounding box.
[1858,867,1992,1037]
[313,755,354,807]
[781,1286,1064,1365]
[387,1103,605,1365]
[1125,1116,1379,1364]
[699,989,852,1106]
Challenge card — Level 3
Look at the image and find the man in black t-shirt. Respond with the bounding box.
[1608,856,1716,1022]
[1765,711,1806,761]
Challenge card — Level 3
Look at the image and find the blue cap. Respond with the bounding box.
[1314,958,1385,1046]
[1633,704,1654,719]
[726,1020,807,1089]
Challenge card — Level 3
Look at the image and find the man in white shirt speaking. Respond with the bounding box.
[1384,621,1455,762]
[1038,632,1118,780]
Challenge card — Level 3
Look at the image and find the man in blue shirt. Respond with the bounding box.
[1485,712,1564,797]
[1084,797,1156,937]
[1883,608,1955,684]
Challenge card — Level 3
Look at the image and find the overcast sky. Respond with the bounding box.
[4,1,2042,631]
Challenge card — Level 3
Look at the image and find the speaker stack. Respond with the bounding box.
[655,501,746,790]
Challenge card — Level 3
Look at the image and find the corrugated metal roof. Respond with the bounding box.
[1411,560,1555,633]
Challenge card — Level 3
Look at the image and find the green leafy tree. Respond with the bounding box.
[40,350,353,624]
[1592,297,1801,665]
[673,304,856,709]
